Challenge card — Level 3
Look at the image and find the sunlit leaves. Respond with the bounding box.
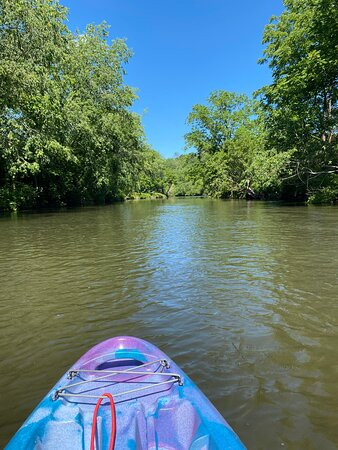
[0,0,146,209]
[258,0,338,200]
[184,90,289,198]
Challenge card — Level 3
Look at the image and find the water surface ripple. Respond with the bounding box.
[0,199,337,448]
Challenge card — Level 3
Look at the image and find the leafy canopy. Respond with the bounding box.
[184,90,291,198]
[0,0,147,210]
[258,0,338,201]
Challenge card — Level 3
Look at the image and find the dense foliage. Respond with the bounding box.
[0,0,147,210]
[1,0,337,210]
[184,91,292,199]
[258,0,338,202]
[131,150,202,199]
[183,0,337,203]
[165,154,203,197]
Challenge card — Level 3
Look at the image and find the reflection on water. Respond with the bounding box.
[0,199,337,448]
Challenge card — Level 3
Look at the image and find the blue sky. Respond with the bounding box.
[62,0,284,158]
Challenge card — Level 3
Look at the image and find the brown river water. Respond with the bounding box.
[0,198,337,449]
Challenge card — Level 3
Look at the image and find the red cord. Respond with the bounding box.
[90,393,116,450]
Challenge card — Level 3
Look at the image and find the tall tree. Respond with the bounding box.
[0,0,70,208]
[0,0,147,210]
[185,91,253,158]
[258,0,338,201]
[185,90,290,198]
[60,23,144,204]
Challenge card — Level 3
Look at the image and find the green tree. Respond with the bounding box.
[137,147,169,196]
[60,23,144,204]
[258,0,338,202]
[0,0,147,210]
[165,154,203,196]
[185,90,290,198]
[185,91,253,158]
[0,0,70,209]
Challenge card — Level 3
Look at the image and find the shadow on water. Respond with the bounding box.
[0,198,337,448]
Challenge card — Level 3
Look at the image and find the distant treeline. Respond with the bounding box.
[0,0,337,210]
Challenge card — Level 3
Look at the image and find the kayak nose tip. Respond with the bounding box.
[99,336,165,356]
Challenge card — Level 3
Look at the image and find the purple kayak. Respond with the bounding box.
[6,336,245,449]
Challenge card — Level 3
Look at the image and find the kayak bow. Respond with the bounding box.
[6,336,245,449]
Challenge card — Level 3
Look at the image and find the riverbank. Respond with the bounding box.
[2,193,338,215]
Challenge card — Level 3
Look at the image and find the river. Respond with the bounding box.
[0,198,337,448]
